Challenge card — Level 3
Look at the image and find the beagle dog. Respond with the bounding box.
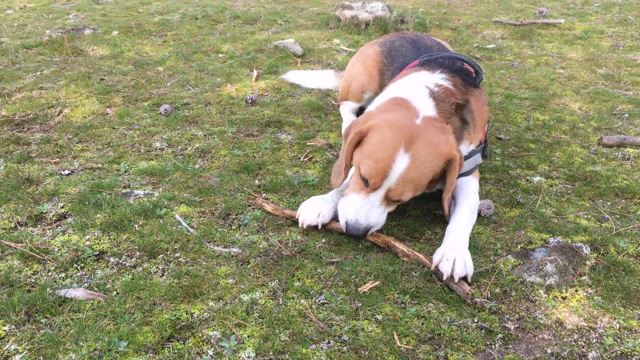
[281,32,488,283]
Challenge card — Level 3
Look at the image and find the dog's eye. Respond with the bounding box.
[360,174,370,188]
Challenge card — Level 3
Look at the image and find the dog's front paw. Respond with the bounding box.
[431,245,474,283]
[296,194,339,229]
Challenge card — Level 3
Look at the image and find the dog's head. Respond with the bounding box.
[331,99,463,239]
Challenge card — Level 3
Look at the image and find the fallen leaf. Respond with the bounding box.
[55,288,106,301]
[357,280,381,293]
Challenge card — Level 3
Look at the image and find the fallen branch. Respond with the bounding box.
[598,135,640,148]
[253,195,473,303]
[492,18,565,26]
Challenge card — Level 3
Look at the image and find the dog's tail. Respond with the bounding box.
[280,70,343,90]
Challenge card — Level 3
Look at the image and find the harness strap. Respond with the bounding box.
[417,52,483,87]
[397,52,483,88]
[458,125,489,179]
[396,52,488,178]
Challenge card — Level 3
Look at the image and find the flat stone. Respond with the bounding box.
[273,39,304,56]
[334,1,395,25]
[512,242,590,288]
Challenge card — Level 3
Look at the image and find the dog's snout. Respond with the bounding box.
[344,222,371,240]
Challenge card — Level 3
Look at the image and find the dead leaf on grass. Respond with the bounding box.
[357,280,380,293]
[55,288,106,301]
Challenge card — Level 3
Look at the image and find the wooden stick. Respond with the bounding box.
[598,135,640,148]
[174,213,197,235]
[492,18,565,26]
[253,195,474,303]
[1,240,50,260]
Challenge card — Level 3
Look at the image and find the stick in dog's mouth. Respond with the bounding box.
[251,194,474,303]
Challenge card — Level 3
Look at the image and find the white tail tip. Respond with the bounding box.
[281,70,341,90]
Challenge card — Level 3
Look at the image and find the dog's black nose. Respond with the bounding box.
[344,222,371,240]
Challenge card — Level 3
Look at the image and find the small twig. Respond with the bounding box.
[251,68,258,83]
[481,258,503,298]
[393,331,413,349]
[222,320,242,340]
[492,18,565,26]
[613,223,640,234]
[52,3,77,9]
[225,315,251,327]
[535,187,545,209]
[1,240,50,260]
[303,301,331,333]
[63,35,72,56]
[591,202,616,233]
[573,268,581,281]
[507,152,536,157]
[300,149,313,163]
[205,242,242,254]
[174,213,196,235]
[168,156,183,168]
[267,235,291,255]
[472,54,488,62]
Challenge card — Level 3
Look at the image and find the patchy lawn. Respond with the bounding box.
[1,0,638,358]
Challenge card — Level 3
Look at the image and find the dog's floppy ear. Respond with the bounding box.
[331,120,369,188]
[441,149,464,221]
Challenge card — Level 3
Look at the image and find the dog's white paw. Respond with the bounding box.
[431,244,474,283]
[296,193,339,229]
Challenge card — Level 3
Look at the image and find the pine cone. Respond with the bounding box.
[537,7,548,18]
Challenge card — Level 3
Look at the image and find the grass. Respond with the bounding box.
[1,0,639,358]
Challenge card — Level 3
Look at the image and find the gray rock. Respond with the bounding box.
[512,242,590,288]
[334,1,395,25]
[273,39,304,56]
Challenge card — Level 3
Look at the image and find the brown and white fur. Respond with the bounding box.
[281,32,488,283]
